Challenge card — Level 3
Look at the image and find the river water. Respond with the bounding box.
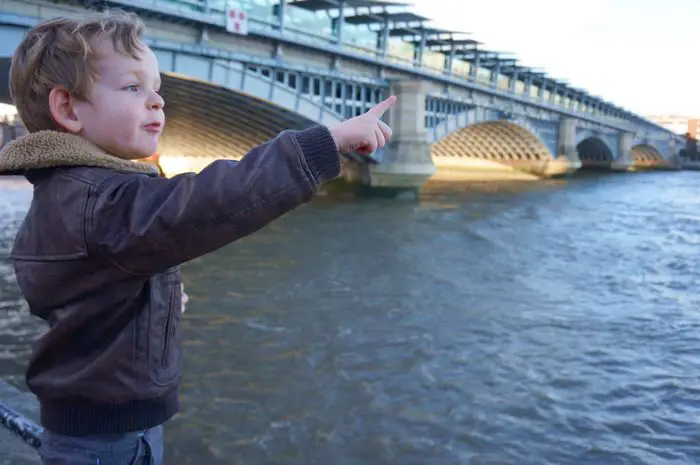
[1,171,699,464]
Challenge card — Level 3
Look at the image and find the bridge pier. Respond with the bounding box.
[612,132,634,171]
[342,80,435,196]
[549,118,582,176]
[665,138,682,170]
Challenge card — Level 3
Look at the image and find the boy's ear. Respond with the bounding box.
[48,87,82,133]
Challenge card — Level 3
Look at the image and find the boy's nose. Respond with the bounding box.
[148,92,165,110]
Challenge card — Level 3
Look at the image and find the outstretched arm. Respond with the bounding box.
[89,125,340,276]
[88,96,398,277]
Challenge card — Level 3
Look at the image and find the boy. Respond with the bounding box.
[0,9,395,464]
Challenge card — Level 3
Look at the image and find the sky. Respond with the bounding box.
[407,0,699,117]
[1,0,696,119]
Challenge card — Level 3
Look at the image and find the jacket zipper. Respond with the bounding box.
[161,286,177,368]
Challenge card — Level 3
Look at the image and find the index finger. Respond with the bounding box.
[367,95,397,118]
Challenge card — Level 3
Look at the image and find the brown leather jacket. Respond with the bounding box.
[0,126,340,435]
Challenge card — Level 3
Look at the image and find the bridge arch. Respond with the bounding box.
[0,64,344,176]
[576,136,614,170]
[431,120,555,177]
[156,72,327,175]
[631,144,665,170]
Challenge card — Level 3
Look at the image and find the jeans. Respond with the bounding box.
[38,425,163,465]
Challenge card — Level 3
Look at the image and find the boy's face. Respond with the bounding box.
[72,38,164,160]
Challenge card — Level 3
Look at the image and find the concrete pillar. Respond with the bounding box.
[366,80,435,190]
[545,117,580,176]
[666,137,682,169]
[611,131,634,171]
[557,118,578,158]
[277,0,286,33]
[0,124,8,149]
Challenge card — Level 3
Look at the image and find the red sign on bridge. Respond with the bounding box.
[225,7,248,35]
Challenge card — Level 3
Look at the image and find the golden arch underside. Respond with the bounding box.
[432,121,553,166]
[631,144,665,168]
[157,73,313,160]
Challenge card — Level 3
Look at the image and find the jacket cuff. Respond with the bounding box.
[293,125,341,185]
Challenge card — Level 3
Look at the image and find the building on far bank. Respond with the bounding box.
[646,114,699,137]
[689,119,700,140]
[645,115,699,163]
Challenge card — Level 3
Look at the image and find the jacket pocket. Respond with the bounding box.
[147,268,183,387]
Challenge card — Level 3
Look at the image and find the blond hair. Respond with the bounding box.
[10,9,146,133]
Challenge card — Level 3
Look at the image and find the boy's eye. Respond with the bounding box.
[124,85,139,92]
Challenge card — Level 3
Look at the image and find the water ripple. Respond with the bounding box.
[3,173,700,464]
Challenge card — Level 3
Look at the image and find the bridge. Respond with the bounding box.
[0,0,684,189]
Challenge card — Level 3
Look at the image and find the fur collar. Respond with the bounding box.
[0,130,158,175]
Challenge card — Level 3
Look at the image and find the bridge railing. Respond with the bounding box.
[53,0,675,137]
[240,21,631,130]
[136,1,624,118]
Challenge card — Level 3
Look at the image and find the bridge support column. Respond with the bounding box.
[612,132,634,171]
[666,138,682,170]
[354,80,435,195]
[547,117,581,176]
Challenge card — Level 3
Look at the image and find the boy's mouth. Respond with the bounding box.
[143,122,162,133]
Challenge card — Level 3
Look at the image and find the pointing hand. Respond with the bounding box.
[329,96,396,156]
